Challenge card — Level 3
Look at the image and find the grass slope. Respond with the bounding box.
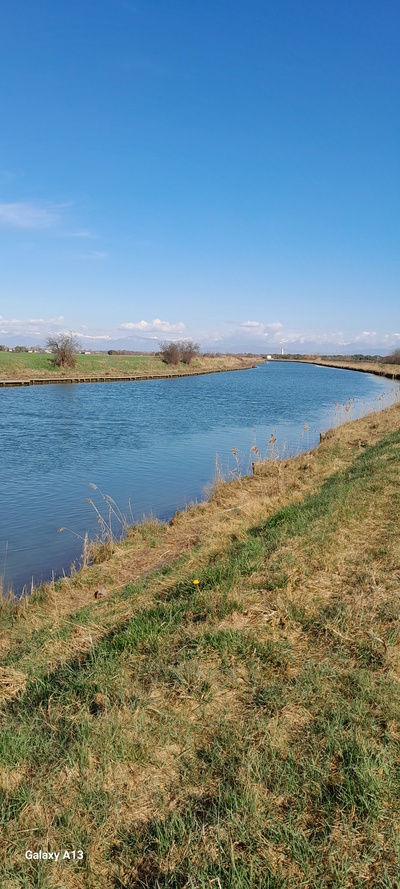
[0,353,257,381]
[1,406,400,888]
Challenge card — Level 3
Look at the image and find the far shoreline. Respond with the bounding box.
[276,356,400,383]
[0,354,263,388]
[0,363,258,389]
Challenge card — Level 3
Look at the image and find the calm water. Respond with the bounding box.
[1,362,398,594]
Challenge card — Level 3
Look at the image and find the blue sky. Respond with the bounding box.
[0,0,399,352]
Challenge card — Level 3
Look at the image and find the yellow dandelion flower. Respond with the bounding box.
[192,579,200,585]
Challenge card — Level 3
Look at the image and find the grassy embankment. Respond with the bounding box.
[0,352,258,383]
[305,357,400,381]
[1,403,400,887]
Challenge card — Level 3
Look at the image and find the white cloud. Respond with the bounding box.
[233,320,284,339]
[0,315,65,337]
[216,322,400,351]
[119,318,185,334]
[239,321,263,329]
[265,322,283,331]
[73,332,112,340]
[0,315,115,344]
[1,313,398,354]
[0,201,60,229]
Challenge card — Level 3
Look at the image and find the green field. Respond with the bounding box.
[1,402,400,887]
[0,351,166,379]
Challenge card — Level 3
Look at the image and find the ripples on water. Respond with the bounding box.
[0,361,398,594]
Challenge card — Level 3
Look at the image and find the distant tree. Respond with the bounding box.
[0,344,9,351]
[14,345,28,352]
[179,340,200,365]
[159,341,181,366]
[46,333,81,368]
[385,348,400,365]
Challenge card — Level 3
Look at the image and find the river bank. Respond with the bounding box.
[0,351,260,386]
[1,400,400,887]
[301,356,400,381]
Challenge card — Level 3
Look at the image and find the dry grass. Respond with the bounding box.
[309,356,400,380]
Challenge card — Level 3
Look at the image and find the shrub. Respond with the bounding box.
[180,340,200,365]
[46,333,82,369]
[159,340,200,366]
[159,341,182,366]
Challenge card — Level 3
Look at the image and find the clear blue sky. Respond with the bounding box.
[0,0,399,352]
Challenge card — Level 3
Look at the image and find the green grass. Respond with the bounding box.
[0,351,166,377]
[1,420,400,887]
[0,351,52,373]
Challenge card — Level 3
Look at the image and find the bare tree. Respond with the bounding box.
[46,333,81,368]
[159,340,201,366]
[159,341,181,366]
[179,340,200,365]
[385,348,400,365]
